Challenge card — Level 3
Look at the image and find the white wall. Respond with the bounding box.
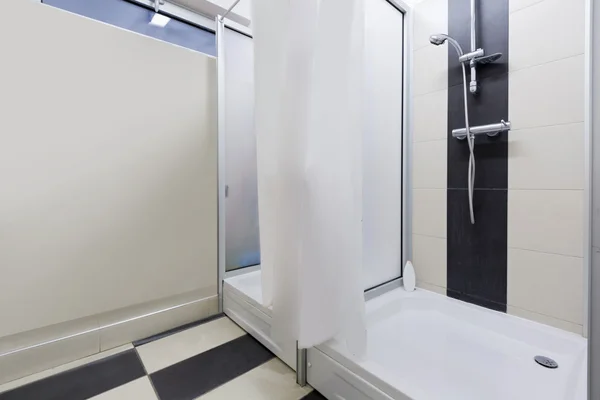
[0,0,217,380]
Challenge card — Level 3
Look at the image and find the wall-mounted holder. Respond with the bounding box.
[452,120,511,140]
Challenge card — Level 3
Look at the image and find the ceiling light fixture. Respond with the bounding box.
[149,13,170,27]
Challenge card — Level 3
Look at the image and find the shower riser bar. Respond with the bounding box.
[452,120,511,140]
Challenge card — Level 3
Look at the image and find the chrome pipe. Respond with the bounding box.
[452,120,511,140]
[470,0,478,93]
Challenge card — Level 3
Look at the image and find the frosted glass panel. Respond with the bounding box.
[363,0,404,289]
[224,28,260,271]
[43,0,216,56]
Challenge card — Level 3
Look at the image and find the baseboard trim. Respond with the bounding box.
[0,293,218,385]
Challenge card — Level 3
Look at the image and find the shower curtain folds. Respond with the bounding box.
[252,0,367,356]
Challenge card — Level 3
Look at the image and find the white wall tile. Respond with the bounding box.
[413,139,447,189]
[510,0,584,71]
[509,0,544,13]
[413,89,448,143]
[413,189,446,238]
[413,45,448,96]
[508,190,583,257]
[508,248,583,325]
[412,234,447,288]
[508,123,584,190]
[413,0,448,51]
[509,55,584,130]
[507,306,583,335]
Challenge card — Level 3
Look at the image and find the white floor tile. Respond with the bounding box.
[198,358,312,400]
[90,377,158,400]
[136,317,245,374]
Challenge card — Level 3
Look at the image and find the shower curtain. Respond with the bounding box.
[252,0,366,354]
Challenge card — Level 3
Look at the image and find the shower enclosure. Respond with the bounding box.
[217,0,591,399]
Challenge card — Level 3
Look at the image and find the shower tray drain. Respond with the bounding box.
[534,355,558,369]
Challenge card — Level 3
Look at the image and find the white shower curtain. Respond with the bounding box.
[253,0,366,354]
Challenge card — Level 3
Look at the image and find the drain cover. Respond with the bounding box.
[534,355,558,369]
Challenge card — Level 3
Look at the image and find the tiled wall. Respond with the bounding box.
[412,0,448,295]
[411,0,586,334]
[506,0,585,334]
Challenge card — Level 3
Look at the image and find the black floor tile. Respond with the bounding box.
[133,314,224,347]
[0,349,145,400]
[301,390,328,400]
[150,334,274,400]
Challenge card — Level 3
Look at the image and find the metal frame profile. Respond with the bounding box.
[215,0,413,310]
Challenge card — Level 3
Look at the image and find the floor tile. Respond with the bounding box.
[150,334,274,400]
[137,316,245,374]
[133,314,224,347]
[0,349,145,400]
[199,358,311,400]
[0,344,132,394]
[90,377,158,400]
[300,391,327,400]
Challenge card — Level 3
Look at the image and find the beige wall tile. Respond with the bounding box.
[509,0,545,13]
[413,0,448,51]
[413,189,446,238]
[509,55,584,130]
[414,45,448,96]
[413,89,448,143]
[508,306,583,335]
[508,190,583,257]
[509,123,584,190]
[508,248,583,324]
[412,234,447,288]
[413,139,447,189]
[509,0,584,71]
[417,281,446,295]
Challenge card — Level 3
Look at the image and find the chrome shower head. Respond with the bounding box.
[429,34,447,46]
[429,33,464,57]
[474,52,503,64]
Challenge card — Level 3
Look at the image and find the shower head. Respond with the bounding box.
[429,34,464,57]
[429,34,447,46]
[474,52,503,64]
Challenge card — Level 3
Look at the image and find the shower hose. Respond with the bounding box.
[460,62,475,224]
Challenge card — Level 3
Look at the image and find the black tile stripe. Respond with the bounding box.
[0,349,145,400]
[301,390,327,400]
[446,0,509,312]
[133,313,225,347]
[150,334,274,400]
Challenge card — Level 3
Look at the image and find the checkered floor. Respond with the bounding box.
[0,315,325,400]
